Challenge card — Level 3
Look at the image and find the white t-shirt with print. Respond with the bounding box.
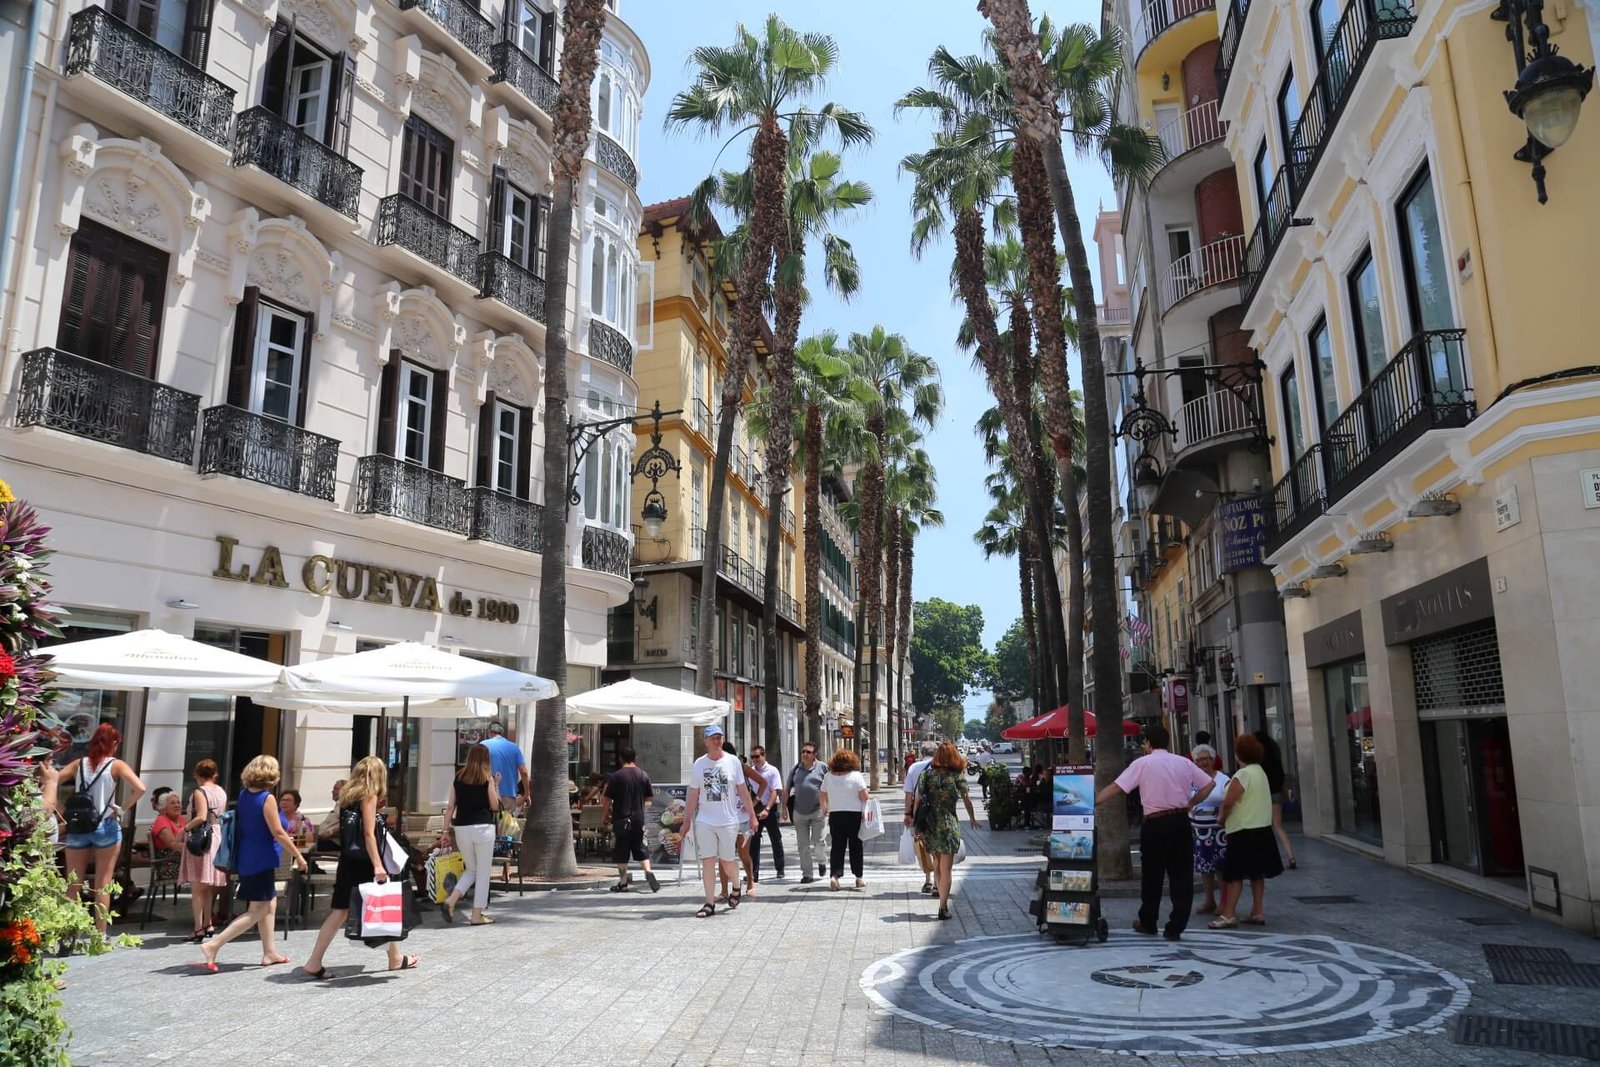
[691,752,748,827]
[822,771,869,813]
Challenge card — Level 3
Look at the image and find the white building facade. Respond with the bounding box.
[0,0,649,818]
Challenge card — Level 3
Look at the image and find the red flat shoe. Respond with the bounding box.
[191,960,218,974]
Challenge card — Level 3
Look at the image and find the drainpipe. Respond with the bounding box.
[0,0,43,344]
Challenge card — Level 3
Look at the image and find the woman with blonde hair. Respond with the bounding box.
[299,757,419,978]
[915,742,980,920]
[178,758,227,943]
[440,743,501,925]
[819,748,870,891]
[196,756,306,971]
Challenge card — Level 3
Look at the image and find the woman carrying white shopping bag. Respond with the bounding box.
[299,757,419,978]
[819,749,871,891]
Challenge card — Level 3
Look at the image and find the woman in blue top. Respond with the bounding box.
[197,755,306,971]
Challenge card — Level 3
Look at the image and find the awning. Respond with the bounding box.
[1000,706,1141,741]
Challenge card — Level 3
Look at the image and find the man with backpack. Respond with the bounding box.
[787,743,829,883]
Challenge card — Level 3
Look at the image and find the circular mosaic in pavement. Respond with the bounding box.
[860,931,1470,1056]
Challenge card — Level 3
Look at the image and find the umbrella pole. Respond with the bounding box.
[399,697,410,817]
[115,686,152,885]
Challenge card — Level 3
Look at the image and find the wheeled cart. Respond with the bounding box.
[1029,764,1109,946]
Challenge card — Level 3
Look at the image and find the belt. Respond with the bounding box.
[1143,807,1188,820]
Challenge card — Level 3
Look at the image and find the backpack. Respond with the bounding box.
[64,759,113,836]
[213,808,239,872]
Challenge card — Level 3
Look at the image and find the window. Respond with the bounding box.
[1308,316,1339,431]
[58,220,168,377]
[1396,165,1456,335]
[1253,140,1272,216]
[399,115,453,218]
[262,18,356,151]
[588,195,636,336]
[1276,69,1301,164]
[475,398,532,498]
[252,304,305,421]
[594,38,640,155]
[578,389,628,530]
[504,184,544,271]
[691,256,709,298]
[1311,0,1341,69]
[691,457,706,541]
[507,0,554,71]
[1280,364,1307,460]
[1347,248,1387,385]
[400,362,433,465]
[1167,226,1195,290]
[113,0,213,68]
[1178,355,1207,408]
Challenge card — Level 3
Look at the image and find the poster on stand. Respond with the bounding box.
[1049,869,1092,892]
[1051,769,1096,831]
[653,785,691,864]
[1045,900,1091,924]
[1048,831,1094,860]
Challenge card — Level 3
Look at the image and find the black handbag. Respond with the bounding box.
[340,807,389,859]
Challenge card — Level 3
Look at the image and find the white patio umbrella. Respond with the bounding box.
[565,677,727,726]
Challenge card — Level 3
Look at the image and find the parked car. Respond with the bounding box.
[992,741,1015,754]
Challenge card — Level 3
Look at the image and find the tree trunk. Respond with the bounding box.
[761,233,801,766]
[1018,530,1040,711]
[694,116,786,699]
[802,404,823,745]
[858,418,885,788]
[524,0,607,880]
[883,504,900,783]
[898,530,916,746]
[1063,462,1087,764]
[852,596,865,754]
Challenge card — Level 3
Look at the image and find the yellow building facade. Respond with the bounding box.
[1219,0,1600,929]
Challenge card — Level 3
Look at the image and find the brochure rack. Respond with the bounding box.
[1030,764,1109,945]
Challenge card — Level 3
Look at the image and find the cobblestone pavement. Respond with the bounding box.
[61,789,1599,1066]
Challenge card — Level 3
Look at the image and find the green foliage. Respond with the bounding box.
[963,717,990,741]
[909,599,990,714]
[982,765,1022,830]
[932,704,965,740]
[985,617,1034,702]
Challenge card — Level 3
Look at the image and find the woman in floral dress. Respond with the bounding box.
[1189,744,1230,914]
[915,742,981,920]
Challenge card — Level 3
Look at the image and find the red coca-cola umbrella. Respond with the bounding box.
[1000,706,1140,741]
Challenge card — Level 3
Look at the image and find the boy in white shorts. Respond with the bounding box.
[681,724,758,917]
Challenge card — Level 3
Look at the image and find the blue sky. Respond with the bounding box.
[625,0,1113,694]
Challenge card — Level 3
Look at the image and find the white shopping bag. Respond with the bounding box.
[357,881,404,939]
[859,799,885,841]
[898,830,918,865]
[954,837,968,865]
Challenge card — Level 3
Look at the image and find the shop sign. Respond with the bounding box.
[1582,468,1600,510]
[1163,677,1189,715]
[210,535,521,623]
[1493,485,1521,531]
[1304,610,1364,669]
[1219,496,1269,573]
[1381,558,1494,645]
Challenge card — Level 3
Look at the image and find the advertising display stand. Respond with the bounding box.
[1031,765,1108,945]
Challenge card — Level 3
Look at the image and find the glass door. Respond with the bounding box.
[1323,658,1381,844]
[1421,719,1479,869]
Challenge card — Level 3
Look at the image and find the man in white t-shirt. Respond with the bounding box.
[681,723,758,917]
[901,741,938,895]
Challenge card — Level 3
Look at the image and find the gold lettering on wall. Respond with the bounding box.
[251,545,289,588]
[303,555,332,595]
[213,536,250,581]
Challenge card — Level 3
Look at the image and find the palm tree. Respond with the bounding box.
[892,445,942,750]
[847,327,943,787]
[525,0,608,880]
[974,475,1040,710]
[980,0,1148,878]
[667,17,871,702]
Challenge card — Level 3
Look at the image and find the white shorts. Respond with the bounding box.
[693,821,740,862]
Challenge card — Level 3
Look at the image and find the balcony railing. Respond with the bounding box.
[782,506,795,533]
[581,525,630,577]
[64,6,235,146]
[1160,234,1246,312]
[478,252,547,323]
[1242,165,1298,308]
[1216,0,1252,101]
[1322,329,1472,505]
[1287,0,1417,196]
[1131,0,1217,59]
[198,405,339,500]
[395,0,494,65]
[15,347,199,464]
[1098,303,1132,325]
[1171,382,1261,457]
[376,194,480,285]
[1154,99,1224,166]
[691,524,706,554]
[1263,445,1326,555]
[232,107,362,219]
[489,41,558,115]
[588,319,634,373]
[594,132,638,188]
[468,486,545,552]
[776,590,801,623]
[355,454,469,535]
[691,398,713,438]
[733,446,749,484]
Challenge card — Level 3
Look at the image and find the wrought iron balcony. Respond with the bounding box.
[1171,382,1262,458]
[594,132,638,188]
[691,398,713,438]
[395,0,494,65]
[1241,165,1298,308]
[690,524,706,554]
[376,194,481,286]
[588,319,634,373]
[1216,0,1252,102]
[198,405,339,500]
[1154,99,1224,169]
[489,41,558,115]
[777,590,801,623]
[733,446,749,484]
[581,525,630,577]
[1287,0,1417,196]
[1160,234,1246,312]
[63,6,235,146]
[15,347,199,464]
[1321,329,1472,506]
[782,506,796,533]
[232,107,363,219]
[1263,445,1327,556]
[478,252,547,323]
[468,486,545,552]
[1131,0,1217,61]
[355,454,469,535]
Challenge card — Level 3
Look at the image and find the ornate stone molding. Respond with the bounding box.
[373,282,466,386]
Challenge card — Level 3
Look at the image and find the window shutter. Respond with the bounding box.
[538,9,555,72]
[516,402,533,500]
[500,0,516,45]
[57,229,104,358]
[328,51,357,153]
[535,194,551,279]
[181,0,215,69]
[486,165,507,259]
[110,0,159,37]
[296,310,316,427]
[119,239,167,378]
[376,355,400,456]
[227,287,260,409]
[477,391,496,489]
[262,17,295,117]
[428,368,449,472]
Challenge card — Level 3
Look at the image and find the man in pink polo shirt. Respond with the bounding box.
[1096,723,1217,941]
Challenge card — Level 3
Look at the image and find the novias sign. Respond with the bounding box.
[210,536,520,623]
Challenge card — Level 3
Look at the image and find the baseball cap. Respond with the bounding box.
[703,724,725,737]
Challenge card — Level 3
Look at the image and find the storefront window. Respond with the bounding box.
[191,627,286,796]
[1323,658,1381,844]
[46,609,137,769]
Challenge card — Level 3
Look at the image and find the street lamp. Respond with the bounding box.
[1495,0,1594,202]
[568,399,684,529]
[1132,451,1164,512]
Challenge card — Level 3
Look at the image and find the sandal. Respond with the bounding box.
[1243,916,1266,926]
[727,888,742,910]
[390,954,420,971]
[1288,858,1298,870]
[439,901,455,924]
[608,883,628,893]
[829,878,840,891]
[1207,916,1239,929]
[301,967,331,981]
[937,906,950,920]
[695,902,716,918]
[185,930,206,945]
[469,916,496,926]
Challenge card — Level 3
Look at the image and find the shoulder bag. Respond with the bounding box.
[184,786,217,856]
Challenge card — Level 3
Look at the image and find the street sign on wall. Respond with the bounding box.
[1220,495,1268,572]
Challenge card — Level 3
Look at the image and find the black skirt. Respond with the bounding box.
[1219,825,1283,882]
